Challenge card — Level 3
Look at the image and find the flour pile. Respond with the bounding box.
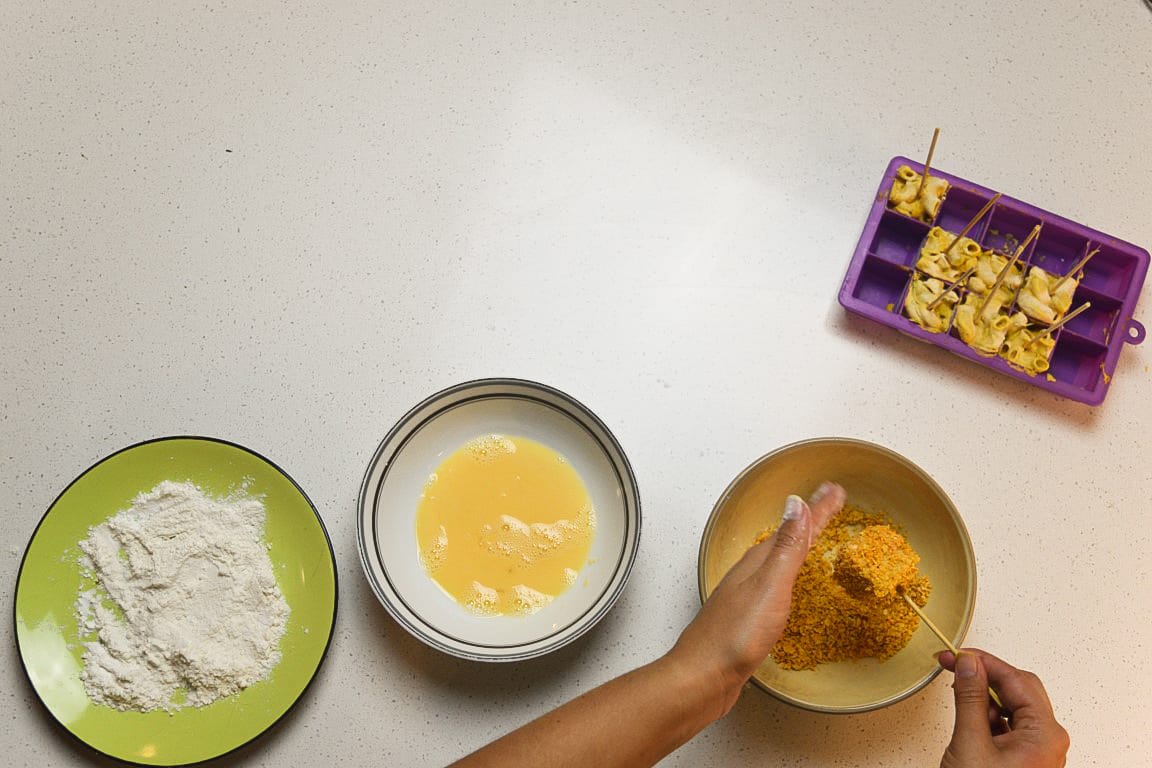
[75,480,290,712]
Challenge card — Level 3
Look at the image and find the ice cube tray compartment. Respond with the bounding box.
[1029,222,1092,277]
[839,156,1150,406]
[1048,334,1109,390]
[934,186,995,239]
[852,256,912,310]
[869,211,929,267]
[1062,288,1121,346]
[1079,242,1141,299]
[981,204,1043,258]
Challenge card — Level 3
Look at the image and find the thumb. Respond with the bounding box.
[950,652,995,750]
[756,495,813,588]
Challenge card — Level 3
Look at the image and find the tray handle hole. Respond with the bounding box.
[1125,319,1146,345]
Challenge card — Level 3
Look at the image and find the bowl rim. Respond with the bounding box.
[357,377,642,661]
[696,436,976,713]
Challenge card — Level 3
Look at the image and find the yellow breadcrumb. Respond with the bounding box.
[835,525,920,599]
[756,505,931,671]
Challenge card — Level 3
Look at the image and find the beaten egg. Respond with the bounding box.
[416,434,595,615]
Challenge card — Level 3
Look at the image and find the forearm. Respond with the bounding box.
[448,652,730,768]
[449,487,846,768]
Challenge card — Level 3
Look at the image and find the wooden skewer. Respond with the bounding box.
[900,592,1006,711]
[1052,247,1099,293]
[1016,222,1042,255]
[927,267,976,311]
[976,224,1041,319]
[1026,302,1092,348]
[944,193,1002,258]
[916,127,941,197]
[976,241,1025,318]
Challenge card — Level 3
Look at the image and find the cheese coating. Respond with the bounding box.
[903,276,958,333]
[1018,266,1077,324]
[904,274,959,333]
[1000,323,1057,376]
[955,294,1028,356]
[967,249,1024,305]
[889,165,949,223]
[916,226,981,282]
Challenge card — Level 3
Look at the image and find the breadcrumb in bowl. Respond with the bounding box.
[697,438,976,713]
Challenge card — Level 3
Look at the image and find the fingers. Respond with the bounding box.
[806,481,846,543]
[938,651,1010,729]
[746,481,845,564]
[962,649,1062,739]
[724,482,846,586]
[939,648,1066,745]
[939,649,1056,718]
[720,526,782,585]
[947,651,997,752]
[972,650,1055,716]
[752,495,812,593]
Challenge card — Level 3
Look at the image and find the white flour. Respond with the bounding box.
[75,480,290,712]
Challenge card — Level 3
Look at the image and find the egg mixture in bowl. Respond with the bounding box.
[358,378,640,662]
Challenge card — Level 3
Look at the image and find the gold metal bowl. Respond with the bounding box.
[698,437,976,713]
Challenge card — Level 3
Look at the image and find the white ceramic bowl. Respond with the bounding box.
[358,378,641,661]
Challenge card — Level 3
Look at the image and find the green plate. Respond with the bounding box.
[14,436,338,766]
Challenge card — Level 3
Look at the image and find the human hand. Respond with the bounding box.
[668,481,846,718]
[938,649,1069,768]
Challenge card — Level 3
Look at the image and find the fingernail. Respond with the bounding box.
[955,651,978,679]
[783,495,805,521]
[809,481,834,503]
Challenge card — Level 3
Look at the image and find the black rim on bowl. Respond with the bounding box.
[357,378,642,661]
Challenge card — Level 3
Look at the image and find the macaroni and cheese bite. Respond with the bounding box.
[1018,266,1077,324]
[967,249,1024,306]
[760,505,932,670]
[915,226,981,282]
[888,165,949,223]
[954,294,1028,356]
[903,274,958,333]
[834,525,921,600]
[1000,323,1056,376]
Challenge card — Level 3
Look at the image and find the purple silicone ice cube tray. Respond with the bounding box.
[839,156,1149,405]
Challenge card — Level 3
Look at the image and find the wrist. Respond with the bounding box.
[657,644,747,724]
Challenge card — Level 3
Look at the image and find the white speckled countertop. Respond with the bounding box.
[3,2,1151,766]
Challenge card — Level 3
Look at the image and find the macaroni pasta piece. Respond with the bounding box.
[1018,266,1077,324]
[1000,324,1056,376]
[968,249,1024,306]
[888,165,949,223]
[915,226,981,282]
[903,274,958,333]
[955,293,1028,356]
